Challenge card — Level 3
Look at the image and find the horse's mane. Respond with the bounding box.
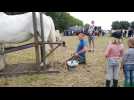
[0,12,48,17]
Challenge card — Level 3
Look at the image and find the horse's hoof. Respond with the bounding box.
[40,63,44,67]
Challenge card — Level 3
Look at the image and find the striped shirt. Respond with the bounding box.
[122,48,134,64]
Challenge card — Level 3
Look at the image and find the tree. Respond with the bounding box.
[130,21,134,29]
[46,12,83,32]
[112,21,121,30]
[84,24,90,31]
[120,21,130,30]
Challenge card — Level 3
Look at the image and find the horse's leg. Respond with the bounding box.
[48,33,57,69]
[40,43,50,67]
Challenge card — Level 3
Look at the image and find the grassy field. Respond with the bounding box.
[0,36,128,87]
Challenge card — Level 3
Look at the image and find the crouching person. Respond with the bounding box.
[66,31,88,71]
[121,37,134,87]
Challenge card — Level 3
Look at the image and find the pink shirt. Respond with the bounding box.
[105,43,124,59]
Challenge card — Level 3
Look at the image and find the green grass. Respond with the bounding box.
[0,36,128,87]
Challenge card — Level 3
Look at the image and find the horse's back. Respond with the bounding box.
[0,12,57,43]
[0,12,34,43]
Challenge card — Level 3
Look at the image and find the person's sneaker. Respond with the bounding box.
[92,48,96,52]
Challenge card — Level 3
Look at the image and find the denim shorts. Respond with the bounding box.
[88,36,96,41]
[91,36,96,40]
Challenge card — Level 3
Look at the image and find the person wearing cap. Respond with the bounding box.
[121,37,134,87]
[104,32,124,87]
[74,31,88,64]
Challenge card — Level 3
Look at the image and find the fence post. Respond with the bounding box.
[32,12,40,64]
[40,12,46,67]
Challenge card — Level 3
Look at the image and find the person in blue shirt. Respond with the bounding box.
[74,31,88,64]
[66,31,88,71]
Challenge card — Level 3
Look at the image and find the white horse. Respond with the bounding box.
[0,12,61,70]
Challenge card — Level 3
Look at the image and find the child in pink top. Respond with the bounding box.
[105,41,124,59]
[105,38,124,87]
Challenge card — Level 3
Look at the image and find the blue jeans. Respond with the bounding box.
[79,55,86,64]
[124,64,134,87]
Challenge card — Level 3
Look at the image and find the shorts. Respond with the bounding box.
[88,36,96,41]
[91,36,96,40]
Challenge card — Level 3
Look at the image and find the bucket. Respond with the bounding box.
[67,60,79,71]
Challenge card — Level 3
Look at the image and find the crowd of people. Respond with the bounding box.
[121,29,134,38]
[66,22,134,87]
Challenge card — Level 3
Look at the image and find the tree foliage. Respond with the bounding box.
[120,21,130,30]
[46,12,83,32]
[112,21,121,30]
[130,21,134,29]
[112,21,130,30]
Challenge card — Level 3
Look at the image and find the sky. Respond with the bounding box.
[69,12,134,30]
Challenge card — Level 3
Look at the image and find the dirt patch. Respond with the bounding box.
[0,63,60,77]
[0,36,127,87]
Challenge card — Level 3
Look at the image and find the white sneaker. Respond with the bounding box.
[40,62,44,67]
[92,48,96,52]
